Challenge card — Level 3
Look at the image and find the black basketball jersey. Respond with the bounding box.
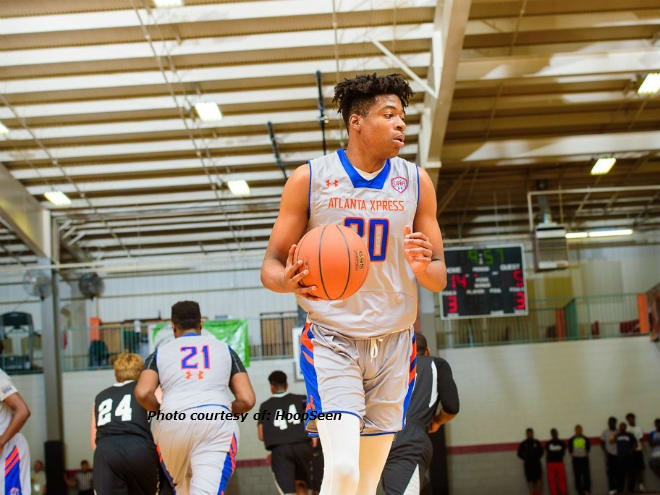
[404,355,459,430]
[94,380,153,443]
[258,393,308,450]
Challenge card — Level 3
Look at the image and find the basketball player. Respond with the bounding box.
[135,300,256,495]
[381,333,459,495]
[257,370,312,495]
[91,352,159,494]
[261,73,447,495]
[0,368,31,494]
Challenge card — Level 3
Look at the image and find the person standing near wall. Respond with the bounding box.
[0,368,31,494]
[601,416,619,495]
[568,424,591,495]
[614,422,637,494]
[649,418,660,479]
[545,428,568,495]
[517,428,544,495]
[626,412,646,492]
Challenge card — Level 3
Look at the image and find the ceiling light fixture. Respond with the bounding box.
[565,232,588,239]
[44,191,71,206]
[590,157,616,175]
[153,0,184,7]
[194,102,223,122]
[0,122,9,134]
[638,73,660,95]
[587,229,633,238]
[227,180,250,196]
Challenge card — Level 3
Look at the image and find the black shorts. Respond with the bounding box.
[524,461,542,482]
[271,441,313,493]
[93,435,159,495]
[633,450,645,470]
[382,425,433,495]
[309,443,324,492]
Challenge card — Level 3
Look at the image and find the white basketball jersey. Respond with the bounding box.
[151,334,234,412]
[296,149,419,338]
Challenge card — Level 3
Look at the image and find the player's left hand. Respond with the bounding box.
[404,225,433,274]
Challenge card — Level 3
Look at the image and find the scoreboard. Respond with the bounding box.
[441,245,528,319]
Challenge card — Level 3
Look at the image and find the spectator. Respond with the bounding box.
[626,412,646,492]
[601,416,618,495]
[650,418,660,479]
[31,459,46,494]
[546,428,568,495]
[517,428,544,495]
[568,424,591,495]
[65,460,94,495]
[614,422,637,494]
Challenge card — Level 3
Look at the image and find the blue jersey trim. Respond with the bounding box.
[181,404,231,412]
[180,332,200,338]
[307,160,312,219]
[337,149,390,190]
[415,165,420,212]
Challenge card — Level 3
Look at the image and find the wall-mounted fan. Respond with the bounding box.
[22,270,52,300]
[78,272,104,300]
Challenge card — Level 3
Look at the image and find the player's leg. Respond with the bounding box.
[120,437,159,495]
[359,328,416,495]
[2,434,29,495]
[270,444,298,495]
[189,415,238,495]
[153,419,192,493]
[316,414,360,495]
[292,441,313,495]
[381,454,419,495]
[299,324,365,495]
[93,441,128,494]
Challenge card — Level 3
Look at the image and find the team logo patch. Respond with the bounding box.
[391,176,408,193]
[10,488,19,495]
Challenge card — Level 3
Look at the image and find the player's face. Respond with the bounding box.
[359,94,406,159]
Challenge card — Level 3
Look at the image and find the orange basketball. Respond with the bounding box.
[294,224,370,300]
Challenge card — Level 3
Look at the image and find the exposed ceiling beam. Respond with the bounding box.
[0,24,433,68]
[442,130,660,164]
[418,0,471,168]
[457,48,660,81]
[0,162,51,259]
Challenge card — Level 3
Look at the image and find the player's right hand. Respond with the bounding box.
[282,244,320,300]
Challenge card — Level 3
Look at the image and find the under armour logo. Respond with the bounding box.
[306,394,315,411]
[326,179,338,187]
[185,371,205,380]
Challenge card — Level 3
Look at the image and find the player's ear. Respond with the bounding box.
[348,113,361,132]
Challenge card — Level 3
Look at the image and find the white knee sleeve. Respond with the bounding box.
[317,414,361,495]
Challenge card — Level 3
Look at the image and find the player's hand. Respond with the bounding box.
[266,453,272,465]
[404,225,433,274]
[282,244,321,300]
[428,418,443,434]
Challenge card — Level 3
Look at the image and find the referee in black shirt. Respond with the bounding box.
[257,370,313,495]
[381,333,460,495]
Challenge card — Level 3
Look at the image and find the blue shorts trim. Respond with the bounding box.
[361,431,397,437]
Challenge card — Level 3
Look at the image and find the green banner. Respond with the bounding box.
[150,319,250,367]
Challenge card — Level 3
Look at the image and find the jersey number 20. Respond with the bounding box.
[344,217,389,261]
[97,394,132,426]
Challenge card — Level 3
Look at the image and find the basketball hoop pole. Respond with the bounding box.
[316,70,328,155]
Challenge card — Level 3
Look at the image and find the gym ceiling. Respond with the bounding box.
[0,0,659,266]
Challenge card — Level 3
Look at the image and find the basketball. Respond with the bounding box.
[294,224,370,300]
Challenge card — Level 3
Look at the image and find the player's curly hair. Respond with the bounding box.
[113,352,144,382]
[333,73,413,128]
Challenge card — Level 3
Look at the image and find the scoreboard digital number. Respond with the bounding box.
[441,245,528,319]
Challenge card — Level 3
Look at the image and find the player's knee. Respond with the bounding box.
[329,458,359,490]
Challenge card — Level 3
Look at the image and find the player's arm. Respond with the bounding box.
[90,403,97,450]
[428,357,459,433]
[228,346,255,414]
[261,165,318,300]
[406,167,447,292]
[0,392,30,449]
[257,423,264,442]
[135,351,160,412]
